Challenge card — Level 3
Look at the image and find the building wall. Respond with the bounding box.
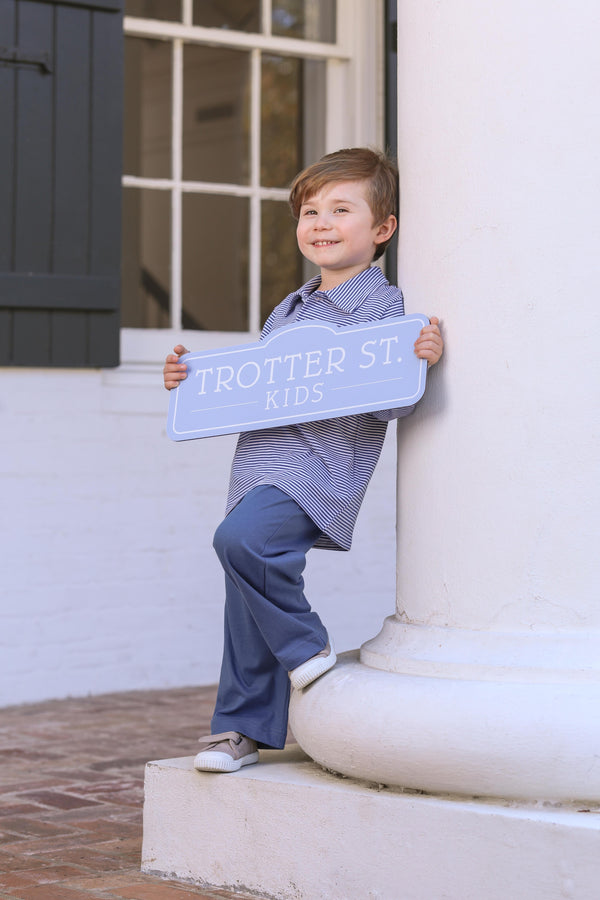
[0,361,397,706]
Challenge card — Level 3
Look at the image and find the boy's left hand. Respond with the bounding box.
[414,316,443,367]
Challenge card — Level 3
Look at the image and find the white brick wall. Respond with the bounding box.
[0,364,397,706]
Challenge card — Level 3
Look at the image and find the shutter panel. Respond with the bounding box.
[0,0,123,368]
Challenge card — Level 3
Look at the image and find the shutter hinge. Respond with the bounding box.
[0,47,53,74]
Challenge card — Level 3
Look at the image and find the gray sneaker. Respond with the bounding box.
[289,642,336,690]
[194,731,259,773]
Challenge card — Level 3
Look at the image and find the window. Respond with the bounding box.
[121,0,385,359]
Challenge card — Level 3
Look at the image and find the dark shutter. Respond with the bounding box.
[0,0,123,367]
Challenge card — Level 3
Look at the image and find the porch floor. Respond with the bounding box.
[0,686,269,900]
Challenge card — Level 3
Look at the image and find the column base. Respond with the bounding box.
[142,747,600,900]
[289,647,600,802]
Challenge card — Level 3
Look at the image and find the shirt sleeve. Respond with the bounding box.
[370,404,416,421]
[381,299,405,319]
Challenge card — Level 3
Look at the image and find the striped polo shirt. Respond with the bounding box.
[225,266,414,551]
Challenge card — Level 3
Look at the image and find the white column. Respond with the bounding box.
[290,0,600,802]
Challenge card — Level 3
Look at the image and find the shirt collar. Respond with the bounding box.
[324,266,389,313]
[280,266,389,317]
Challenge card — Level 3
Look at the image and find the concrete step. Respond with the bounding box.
[142,745,600,900]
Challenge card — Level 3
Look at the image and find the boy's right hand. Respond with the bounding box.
[163,344,189,390]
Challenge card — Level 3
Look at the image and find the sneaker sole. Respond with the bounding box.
[193,750,259,773]
[290,648,337,690]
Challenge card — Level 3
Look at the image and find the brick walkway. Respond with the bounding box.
[0,687,270,900]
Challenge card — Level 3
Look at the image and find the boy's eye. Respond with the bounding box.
[334,207,349,214]
[302,209,317,216]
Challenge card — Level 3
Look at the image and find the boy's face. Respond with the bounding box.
[296,180,396,290]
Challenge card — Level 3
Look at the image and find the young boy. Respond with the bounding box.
[163,148,443,773]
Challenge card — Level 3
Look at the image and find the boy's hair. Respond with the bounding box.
[288,147,399,260]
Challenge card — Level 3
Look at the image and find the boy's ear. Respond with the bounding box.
[374,214,397,245]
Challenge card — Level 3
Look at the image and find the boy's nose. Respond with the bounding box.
[313,215,331,229]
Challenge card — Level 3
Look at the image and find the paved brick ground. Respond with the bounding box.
[0,687,270,900]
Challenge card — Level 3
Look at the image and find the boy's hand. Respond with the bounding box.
[414,317,443,367]
[163,344,189,390]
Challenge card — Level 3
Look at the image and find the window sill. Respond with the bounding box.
[99,328,261,398]
[119,327,259,366]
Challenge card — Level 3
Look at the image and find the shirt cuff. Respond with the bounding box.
[370,404,416,421]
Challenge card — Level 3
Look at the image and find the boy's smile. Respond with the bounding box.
[296,180,396,291]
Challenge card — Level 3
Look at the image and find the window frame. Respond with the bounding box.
[120,0,385,366]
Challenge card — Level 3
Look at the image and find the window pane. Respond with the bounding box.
[272,0,336,41]
[125,0,182,20]
[182,194,249,331]
[183,45,251,185]
[193,0,260,31]
[261,200,302,325]
[261,55,326,188]
[121,188,171,328]
[123,37,171,178]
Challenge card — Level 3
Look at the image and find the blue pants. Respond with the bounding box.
[211,485,328,749]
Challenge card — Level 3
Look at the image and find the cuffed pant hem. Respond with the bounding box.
[285,637,329,672]
[210,716,288,751]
